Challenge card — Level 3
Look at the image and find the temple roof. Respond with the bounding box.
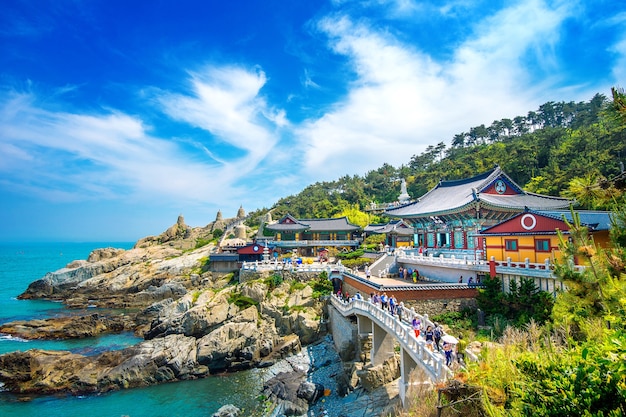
[266,214,360,232]
[365,220,414,235]
[386,165,573,219]
[479,209,614,236]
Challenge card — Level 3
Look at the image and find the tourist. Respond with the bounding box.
[397,301,404,323]
[381,292,389,311]
[398,266,403,279]
[373,292,381,308]
[458,275,463,283]
[434,324,443,351]
[424,325,435,350]
[412,270,418,283]
[354,292,362,300]
[443,342,453,367]
[403,268,409,280]
[468,277,473,284]
[365,265,371,280]
[412,316,421,338]
[456,335,467,365]
[389,295,396,315]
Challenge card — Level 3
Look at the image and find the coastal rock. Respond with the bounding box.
[212,405,241,417]
[145,291,236,339]
[0,313,135,340]
[0,334,204,394]
[358,355,401,392]
[196,321,262,370]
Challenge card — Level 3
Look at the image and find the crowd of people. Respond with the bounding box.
[335,289,466,368]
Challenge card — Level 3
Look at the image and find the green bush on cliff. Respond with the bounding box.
[311,271,333,299]
[228,292,259,309]
[264,274,283,291]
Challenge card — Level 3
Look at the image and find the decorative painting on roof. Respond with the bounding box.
[481,176,520,195]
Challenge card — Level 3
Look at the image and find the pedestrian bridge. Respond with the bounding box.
[329,295,451,405]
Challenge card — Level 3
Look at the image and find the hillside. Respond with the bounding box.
[247,89,625,228]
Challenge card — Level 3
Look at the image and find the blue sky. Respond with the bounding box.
[1,0,624,242]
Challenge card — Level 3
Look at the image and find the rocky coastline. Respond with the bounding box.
[0,217,400,416]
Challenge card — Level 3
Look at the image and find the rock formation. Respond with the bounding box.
[1,236,325,397]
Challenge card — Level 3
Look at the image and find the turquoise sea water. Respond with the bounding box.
[0,242,265,417]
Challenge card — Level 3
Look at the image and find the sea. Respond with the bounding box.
[0,242,266,417]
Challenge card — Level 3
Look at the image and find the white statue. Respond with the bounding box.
[398,178,410,203]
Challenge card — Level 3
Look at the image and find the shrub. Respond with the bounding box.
[311,272,333,298]
[228,292,259,309]
[264,274,284,291]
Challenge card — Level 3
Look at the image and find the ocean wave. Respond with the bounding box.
[0,333,29,343]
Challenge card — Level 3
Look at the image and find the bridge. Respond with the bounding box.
[329,294,453,406]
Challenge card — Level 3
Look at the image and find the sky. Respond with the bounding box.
[1,0,625,242]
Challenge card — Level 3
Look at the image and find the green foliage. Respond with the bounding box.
[364,233,386,245]
[212,229,224,239]
[227,292,259,309]
[339,257,370,269]
[195,237,212,248]
[310,271,333,299]
[431,309,474,333]
[190,257,210,275]
[264,274,284,291]
[336,248,365,259]
[476,275,554,328]
[334,204,372,227]
[289,280,307,293]
[510,335,626,416]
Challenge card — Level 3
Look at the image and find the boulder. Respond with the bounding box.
[212,404,240,417]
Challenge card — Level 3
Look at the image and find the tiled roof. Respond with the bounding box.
[302,217,361,231]
[366,220,414,235]
[386,166,572,218]
[266,215,360,232]
[535,210,614,231]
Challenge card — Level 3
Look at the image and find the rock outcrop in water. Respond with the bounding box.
[0,215,400,416]
[0,216,324,397]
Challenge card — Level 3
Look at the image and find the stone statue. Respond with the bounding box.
[398,178,410,204]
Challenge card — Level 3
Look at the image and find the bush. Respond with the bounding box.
[264,274,284,291]
[336,248,365,260]
[228,292,259,309]
[311,271,333,298]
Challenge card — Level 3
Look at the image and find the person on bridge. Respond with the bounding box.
[397,301,404,323]
[380,292,389,310]
[412,316,421,338]
[389,295,397,315]
[443,342,453,367]
[434,324,443,351]
[424,325,435,351]
[456,335,467,365]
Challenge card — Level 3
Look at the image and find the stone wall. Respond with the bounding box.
[340,277,477,318]
[328,305,358,361]
[341,276,478,302]
[402,298,477,319]
[239,269,320,283]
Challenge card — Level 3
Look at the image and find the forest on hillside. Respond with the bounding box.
[247,88,626,227]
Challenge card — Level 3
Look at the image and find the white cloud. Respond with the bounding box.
[157,65,281,170]
[0,87,272,207]
[295,1,577,181]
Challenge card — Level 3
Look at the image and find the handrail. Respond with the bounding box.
[330,294,451,382]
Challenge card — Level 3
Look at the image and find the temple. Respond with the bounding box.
[384,165,573,257]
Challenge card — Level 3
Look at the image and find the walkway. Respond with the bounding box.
[329,294,453,405]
